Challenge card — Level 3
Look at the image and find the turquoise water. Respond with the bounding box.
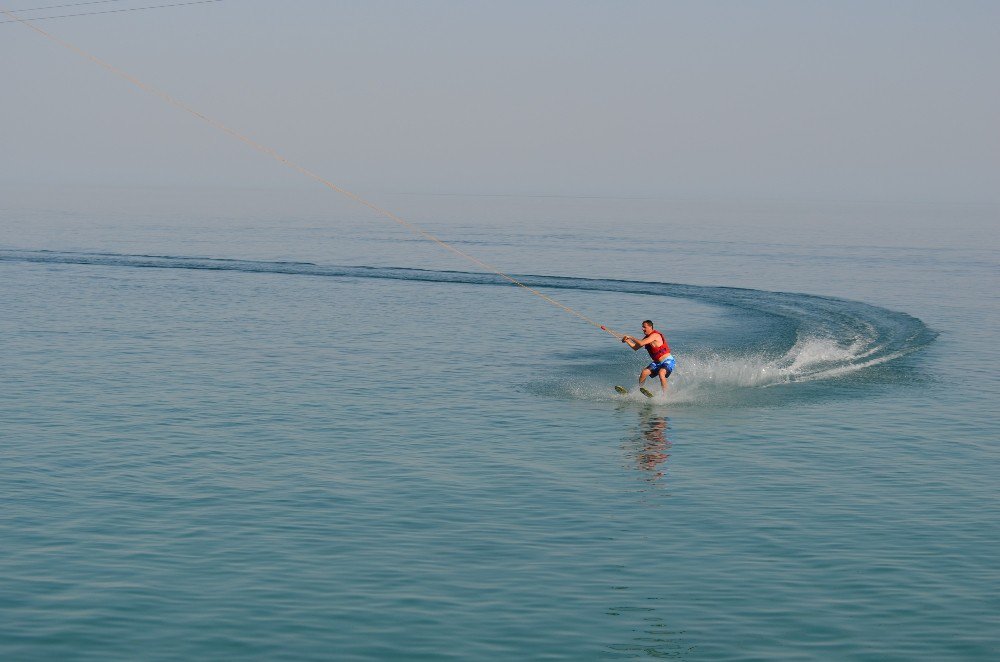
[2,188,998,659]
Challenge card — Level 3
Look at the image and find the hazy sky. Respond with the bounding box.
[2,0,998,203]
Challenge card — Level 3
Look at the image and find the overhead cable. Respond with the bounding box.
[0,0,222,24]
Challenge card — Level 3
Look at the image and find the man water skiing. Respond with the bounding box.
[620,320,675,397]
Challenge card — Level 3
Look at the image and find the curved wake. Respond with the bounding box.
[1,249,936,400]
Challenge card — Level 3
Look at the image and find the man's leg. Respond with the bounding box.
[639,367,652,385]
[658,368,669,392]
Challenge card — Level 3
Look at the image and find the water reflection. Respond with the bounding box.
[621,408,671,482]
[606,413,685,658]
[605,599,693,658]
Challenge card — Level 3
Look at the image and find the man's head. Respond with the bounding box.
[642,320,654,334]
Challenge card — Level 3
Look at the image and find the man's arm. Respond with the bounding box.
[622,335,644,351]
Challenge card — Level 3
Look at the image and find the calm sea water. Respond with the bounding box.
[2,186,998,660]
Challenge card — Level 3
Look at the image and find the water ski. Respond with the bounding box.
[615,385,654,398]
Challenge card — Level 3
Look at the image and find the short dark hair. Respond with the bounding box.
[642,320,654,327]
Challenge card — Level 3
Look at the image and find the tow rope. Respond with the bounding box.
[3,7,625,339]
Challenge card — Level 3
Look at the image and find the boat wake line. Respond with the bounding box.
[2,248,936,403]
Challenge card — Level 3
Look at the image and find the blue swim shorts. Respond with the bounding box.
[646,354,676,377]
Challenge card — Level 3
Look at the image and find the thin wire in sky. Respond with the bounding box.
[0,0,222,24]
[6,0,134,13]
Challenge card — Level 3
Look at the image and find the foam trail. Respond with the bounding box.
[1,249,936,396]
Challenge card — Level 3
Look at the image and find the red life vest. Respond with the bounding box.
[645,330,670,362]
